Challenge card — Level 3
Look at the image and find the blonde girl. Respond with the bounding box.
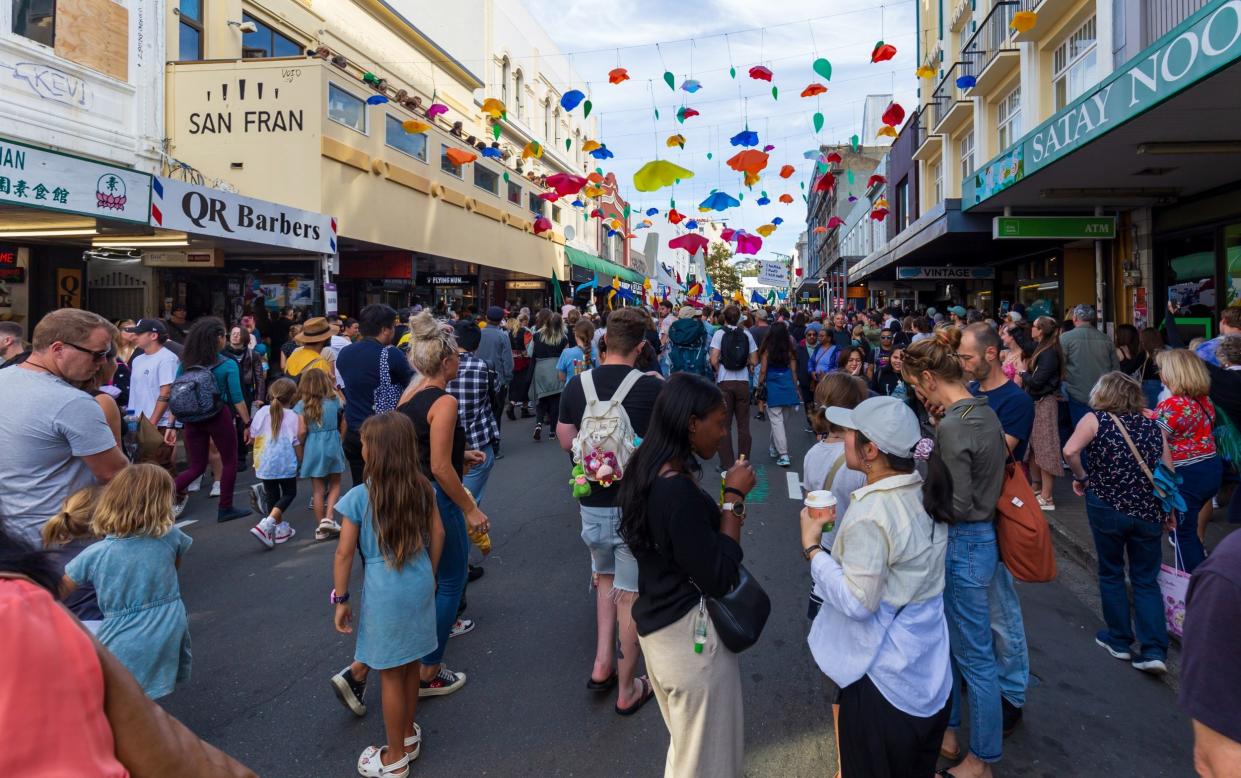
[334,412,444,778]
[61,465,193,699]
[249,377,304,549]
[43,486,104,632]
[296,368,348,540]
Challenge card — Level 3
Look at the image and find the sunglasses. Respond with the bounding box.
[64,342,113,361]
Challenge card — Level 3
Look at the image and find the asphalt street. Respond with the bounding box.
[160,405,1197,778]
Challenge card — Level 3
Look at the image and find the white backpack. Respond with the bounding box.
[572,369,643,487]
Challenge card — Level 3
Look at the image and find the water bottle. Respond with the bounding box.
[692,600,708,654]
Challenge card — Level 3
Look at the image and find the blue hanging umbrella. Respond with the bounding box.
[560,90,586,111]
[730,129,759,147]
[699,191,740,211]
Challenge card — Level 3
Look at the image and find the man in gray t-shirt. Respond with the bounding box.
[0,310,126,546]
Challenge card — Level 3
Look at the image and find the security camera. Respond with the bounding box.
[232,20,258,33]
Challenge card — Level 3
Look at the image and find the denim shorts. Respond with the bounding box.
[579,505,638,592]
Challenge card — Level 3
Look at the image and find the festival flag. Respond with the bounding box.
[552,268,564,307]
[750,290,767,305]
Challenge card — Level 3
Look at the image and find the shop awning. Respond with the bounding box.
[565,245,644,284]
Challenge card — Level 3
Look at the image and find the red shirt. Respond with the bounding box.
[1156,394,1216,465]
[0,578,127,777]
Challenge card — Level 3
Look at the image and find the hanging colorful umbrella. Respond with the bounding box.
[956,74,977,90]
[666,209,686,224]
[1010,10,1037,32]
[366,95,389,105]
[727,149,769,175]
[756,195,770,205]
[533,216,553,234]
[870,207,889,222]
[426,103,449,120]
[539,192,559,202]
[570,198,586,208]
[748,65,773,81]
[608,67,630,84]
[779,193,794,204]
[867,174,888,189]
[583,185,605,198]
[772,217,784,225]
[666,133,686,149]
[778,164,795,179]
[481,98,506,119]
[720,228,736,242]
[813,172,836,192]
[730,129,759,147]
[826,151,843,165]
[876,125,898,138]
[813,225,828,234]
[915,64,936,79]
[401,119,430,134]
[481,147,502,158]
[669,233,710,256]
[581,140,601,153]
[444,147,477,166]
[560,90,586,111]
[827,216,846,229]
[589,145,614,160]
[882,102,906,127]
[801,83,828,98]
[645,207,659,216]
[735,232,762,255]
[871,41,897,62]
[546,173,588,197]
[587,171,604,184]
[803,149,821,159]
[700,191,741,211]
[633,160,694,192]
[676,106,700,123]
[681,79,702,93]
[756,224,777,237]
[522,141,543,159]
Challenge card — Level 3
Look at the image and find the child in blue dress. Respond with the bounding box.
[334,412,443,778]
[62,464,193,699]
[295,369,348,541]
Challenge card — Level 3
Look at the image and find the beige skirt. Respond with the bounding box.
[1030,394,1064,476]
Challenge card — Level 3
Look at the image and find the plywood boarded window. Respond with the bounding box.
[55,0,129,81]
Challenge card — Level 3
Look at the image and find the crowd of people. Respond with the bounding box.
[0,294,1238,777]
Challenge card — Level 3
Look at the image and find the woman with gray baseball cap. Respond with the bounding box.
[799,394,954,777]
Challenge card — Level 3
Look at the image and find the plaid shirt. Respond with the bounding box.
[449,352,499,449]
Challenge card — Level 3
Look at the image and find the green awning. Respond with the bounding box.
[565,245,644,284]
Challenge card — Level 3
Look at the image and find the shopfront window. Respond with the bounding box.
[14,0,56,47]
[241,12,300,58]
[328,83,366,134]
[385,115,427,160]
[1164,231,1218,317]
[473,164,499,195]
[1053,16,1097,110]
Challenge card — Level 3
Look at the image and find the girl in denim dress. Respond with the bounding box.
[63,464,192,699]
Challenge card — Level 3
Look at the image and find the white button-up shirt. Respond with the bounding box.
[806,472,952,718]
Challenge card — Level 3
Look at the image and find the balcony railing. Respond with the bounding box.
[961,1,1018,80]
[915,107,928,150]
[1143,0,1210,47]
[930,63,967,125]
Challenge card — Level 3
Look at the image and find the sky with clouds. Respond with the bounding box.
[516,0,919,262]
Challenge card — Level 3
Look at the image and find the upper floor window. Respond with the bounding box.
[544,99,553,145]
[507,180,521,205]
[959,129,975,186]
[242,12,301,59]
[552,109,561,146]
[12,0,55,47]
[528,191,545,216]
[1053,16,1097,110]
[996,86,1021,151]
[513,70,525,121]
[385,114,427,161]
[499,57,510,106]
[177,0,203,60]
[473,164,499,195]
[328,83,367,134]
[441,145,464,178]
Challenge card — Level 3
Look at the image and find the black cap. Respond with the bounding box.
[125,319,168,336]
[486,305,505,323]
[453,320,481,351]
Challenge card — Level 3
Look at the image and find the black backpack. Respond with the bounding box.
[168,364,223,423]
[719,327,750,372]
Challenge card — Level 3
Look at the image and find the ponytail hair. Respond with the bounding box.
[900,325,964,384]
[42,486,102,547]
[266,377,297,438]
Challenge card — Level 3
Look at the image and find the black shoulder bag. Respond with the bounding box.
[695,563,772,653]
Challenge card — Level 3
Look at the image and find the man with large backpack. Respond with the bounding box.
[666,306,710,377]
[709,304,758,469]
[558,307,664,716]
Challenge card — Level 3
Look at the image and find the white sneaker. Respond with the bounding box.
[250,516,276,549]
[315,518,342,541]
[186,474,203,493]
[172,494,189,518]
[1132,658,1167,675]
[273,521,296,544]
[249,483,268,515]
[209,481,221,498]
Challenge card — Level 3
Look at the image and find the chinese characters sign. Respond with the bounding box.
[0,135,152,224]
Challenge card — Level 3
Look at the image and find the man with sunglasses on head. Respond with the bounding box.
[0,309,127,546]
[125,319,182,479]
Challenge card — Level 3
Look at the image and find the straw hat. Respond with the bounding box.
[295,317,334,344]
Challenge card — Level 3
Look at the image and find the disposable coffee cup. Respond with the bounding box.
[804,490,837,530]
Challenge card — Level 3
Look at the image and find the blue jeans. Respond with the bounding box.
[1175,456,1221,573]
[1084,493,1168,662]
[422,483,469,666]
[943,521,1002,763]
[1067,395,1091,428]
[990,563,1029,707]
[462,444,495,505]
[1142,379,1162,410]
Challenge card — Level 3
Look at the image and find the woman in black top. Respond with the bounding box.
[618,373,756,777]
[1019,315,1064,508]
[529,311,568,441]
[395,312,487,696]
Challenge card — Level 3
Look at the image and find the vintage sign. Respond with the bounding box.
[757,260,790,288]
[151,177,337,254]
[895,266,996,280]
[966,0,1241,208]
[0,135,151,224]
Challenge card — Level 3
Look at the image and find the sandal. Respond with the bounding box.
[403,723,422,761]
[587,671,617,692]
[615,676,655,716]
[938,746,961,761]
[357,746,410,777]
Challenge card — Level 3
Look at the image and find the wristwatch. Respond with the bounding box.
[330,589,350,605]
[803,545,823,561]
[722,501,746,518]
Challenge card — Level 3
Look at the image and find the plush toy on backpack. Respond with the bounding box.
[571,369,644,493]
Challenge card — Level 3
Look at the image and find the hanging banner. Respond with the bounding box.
[757,260,789,287]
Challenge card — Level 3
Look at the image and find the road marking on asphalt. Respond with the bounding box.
[175,519,198,529]
[787,472,802,500]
